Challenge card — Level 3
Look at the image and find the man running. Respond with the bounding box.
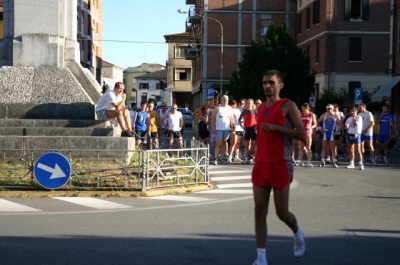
[249,70,306,265]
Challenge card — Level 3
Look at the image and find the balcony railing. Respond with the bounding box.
[188,6,201,24]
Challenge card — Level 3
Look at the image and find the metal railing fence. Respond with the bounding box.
[0,140,209,192]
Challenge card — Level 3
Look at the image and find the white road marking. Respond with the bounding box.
[143,195,215,202]
[217,183,253,189]
[197,189,253,194]
[53,197,132,209]
[0,199,41,212]
[208,170,252,175]
[211,175,250,181]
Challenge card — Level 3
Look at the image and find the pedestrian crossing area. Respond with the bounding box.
[0,165,253,213]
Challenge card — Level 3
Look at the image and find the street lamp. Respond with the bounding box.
[177,9,224,98]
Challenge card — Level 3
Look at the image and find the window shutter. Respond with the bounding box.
[362,0,369,20]
[344,0,351,20]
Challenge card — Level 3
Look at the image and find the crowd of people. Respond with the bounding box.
[96,82,398,168]
[192,97,398,169]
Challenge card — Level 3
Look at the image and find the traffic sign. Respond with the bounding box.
[309,97,316,108]
[206,88,214,99]
[354,88,363,105]
[34,152,71,189]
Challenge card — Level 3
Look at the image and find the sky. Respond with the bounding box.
[102,0,187,69]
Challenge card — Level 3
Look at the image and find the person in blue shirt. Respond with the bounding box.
[375,105,396,164]
[133,101,149,149]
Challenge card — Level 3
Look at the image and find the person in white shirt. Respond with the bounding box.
[345,106,364,170]
[228,100,244,163]
[358,103,376,165]
[95,82,134,137]
[211,95,235,164]
[161,104,184,152]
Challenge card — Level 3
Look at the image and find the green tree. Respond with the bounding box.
[314,88,385,116]
[227,23,315,105]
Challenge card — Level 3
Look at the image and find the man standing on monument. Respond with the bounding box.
[95,82,135,137]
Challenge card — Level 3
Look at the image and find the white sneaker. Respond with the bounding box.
[359,164,364,170]
[252,260,267,265]
[227,157,232,163]
[319,162,325,167]
[346,164,355,169]
[326,157,331,163]
[298,161,304,167]
[333,162,339,168]
[307,162,313,168]
[384,158,389,164]
[294,228,306,258]
[233,157,243,162]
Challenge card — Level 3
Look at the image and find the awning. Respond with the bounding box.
[372,75,400,102]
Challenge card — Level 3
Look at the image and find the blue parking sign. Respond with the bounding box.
[354,88,363,105]
[34,152,71,189]
[206,88,214,99]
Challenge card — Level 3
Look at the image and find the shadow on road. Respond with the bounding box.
[0,232,399,265]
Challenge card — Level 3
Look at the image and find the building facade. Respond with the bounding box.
[77,0,103,84]
[184,0,297,108]
[101,60,124,91]
[296,0,391,99]
[123,63,166,106]
[135,69,168,106]
[164,32,194,109]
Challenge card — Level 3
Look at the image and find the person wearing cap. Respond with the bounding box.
[345,106,364,170]
[297,103,317,167]
[316,104,342,167]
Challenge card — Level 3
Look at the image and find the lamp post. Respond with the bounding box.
[177,9,223,98]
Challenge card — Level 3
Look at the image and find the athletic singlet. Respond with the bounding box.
[135,111,149,131]
[148,111,159,133]
[169,112,182,132]
[323,115,336,132]
[255,99,292,163]
[239,109,257,129]
[377,113,395,134]
[301,112,313,136]
[232,108,244,131]
[158,110,168,129]
[215,106,232,130]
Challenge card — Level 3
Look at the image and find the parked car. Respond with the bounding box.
[156,106,193,127]
[176,107,193,127]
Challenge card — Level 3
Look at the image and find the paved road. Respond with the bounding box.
[0,154,399,264]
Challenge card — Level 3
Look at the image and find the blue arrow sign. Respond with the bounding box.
[34,152,71,189]
[206,88,214,99]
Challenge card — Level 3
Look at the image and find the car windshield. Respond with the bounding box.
[178,108,192,115]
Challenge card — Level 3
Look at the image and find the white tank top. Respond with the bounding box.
[158,110,168,128]
[169,112,182,131]
[216,106,232,130]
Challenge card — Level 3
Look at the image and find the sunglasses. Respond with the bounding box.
[262,80,275,85]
